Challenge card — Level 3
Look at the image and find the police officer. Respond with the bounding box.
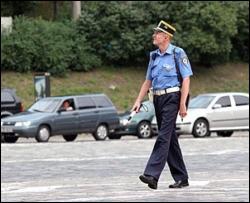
[132,20,193,189]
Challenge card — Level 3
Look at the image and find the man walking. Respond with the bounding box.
[132,20,193,189]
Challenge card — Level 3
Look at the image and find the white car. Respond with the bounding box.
[151,92,249,138]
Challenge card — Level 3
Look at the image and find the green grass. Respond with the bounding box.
[1,63,249,112]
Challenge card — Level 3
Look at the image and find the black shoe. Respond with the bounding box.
[139,174,158,190]
[169,179,189,188]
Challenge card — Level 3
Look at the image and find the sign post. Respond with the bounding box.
[34,72,50,101]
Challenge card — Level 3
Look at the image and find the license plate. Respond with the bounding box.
[1,126,14,133]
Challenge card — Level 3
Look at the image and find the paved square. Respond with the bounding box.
[1,133,249,202]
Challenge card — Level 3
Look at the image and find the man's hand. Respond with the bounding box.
[131,101,141,113]
[179,103,187,118]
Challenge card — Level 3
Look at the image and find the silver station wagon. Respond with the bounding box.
[151,92,249,138]
[1,94,120,143]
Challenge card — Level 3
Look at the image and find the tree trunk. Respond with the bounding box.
[72,1,81,21]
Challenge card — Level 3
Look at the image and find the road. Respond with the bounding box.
[1,132,249,202]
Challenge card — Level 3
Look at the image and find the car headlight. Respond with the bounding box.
[151,116,157,124]
[15,121,31,127]
[120,119,128,126]
[1,121,3,126]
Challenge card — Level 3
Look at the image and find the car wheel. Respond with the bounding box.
[63,134,78,141]
[36,125,50,142]
[137,121,152,139]
[93,124,108,141]
[4,135,18,143]
[217,131,233,137]
[192,118,210,138]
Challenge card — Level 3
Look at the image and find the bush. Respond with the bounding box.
[78,1,245,66]
[1,2,248,72]
[77,2,154,65]
[1,16,101,76]
[230,2,249,62]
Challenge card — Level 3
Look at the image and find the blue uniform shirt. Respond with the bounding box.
[146,43,193,90]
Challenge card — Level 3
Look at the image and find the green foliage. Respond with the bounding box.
[175,2,238,65]
[230,2,249,62]
[1,2,249,74]
[77,1,246,66]
[77,2,154,65]
[1,16,100,76]
[1,1,36,16]
[70,34,102,72]
[1,17,72,75]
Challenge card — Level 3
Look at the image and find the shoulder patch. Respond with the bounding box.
[182,56,189,65]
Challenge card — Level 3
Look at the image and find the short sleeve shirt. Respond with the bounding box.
[146,43,193,90]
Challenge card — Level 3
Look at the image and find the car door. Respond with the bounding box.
[76,96,99,132]
[231,94,249,128]
[209,95,235,130]
[53,99,79,135]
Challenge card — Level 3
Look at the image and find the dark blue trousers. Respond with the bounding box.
[144,91,188,181]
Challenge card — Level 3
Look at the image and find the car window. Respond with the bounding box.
[189,96,215,109]
[1,91,15,102]
[61,99,75,111]
[94,96,113,108]
[233,95,249,106]
[29,98,61,113]
[215,96,231,108]
[77,97,96,110]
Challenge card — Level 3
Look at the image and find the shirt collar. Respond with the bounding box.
[156,43,174,56]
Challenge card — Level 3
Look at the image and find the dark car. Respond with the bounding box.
[110,101,155,139]
[1,88,24,142]
[1,88,24,118]
[1,94,120,143]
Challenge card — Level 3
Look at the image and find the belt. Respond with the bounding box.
[153,86,180,96]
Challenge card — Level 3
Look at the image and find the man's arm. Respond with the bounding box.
[179,77,190,118]
[132,80,152,112]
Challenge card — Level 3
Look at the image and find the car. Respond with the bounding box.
[110,100,155,139]
[1,94,120,143]
[1,88,24,118]
[1,88,24,142]
[151,92,249,138]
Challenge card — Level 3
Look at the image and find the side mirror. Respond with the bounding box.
[212,104,222,109]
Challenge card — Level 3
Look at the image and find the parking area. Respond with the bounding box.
[1,132,249,202]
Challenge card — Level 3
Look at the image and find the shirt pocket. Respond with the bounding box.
[161,63,177,77]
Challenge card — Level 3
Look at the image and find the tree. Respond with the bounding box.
[1,1,36,16]
[72,1,81,21]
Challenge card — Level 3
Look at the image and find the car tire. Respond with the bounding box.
[217,131,233,137]
[192,118,210,138]
[36,125,50,142]
[4,135,18,143]
[137,121,152,139]
[63,134,78,141]
[93,124,108,141]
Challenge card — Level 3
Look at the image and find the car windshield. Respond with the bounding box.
[28,98,62,113]
[189,95,215,109]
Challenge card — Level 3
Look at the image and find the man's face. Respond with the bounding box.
[152,30,169,46]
